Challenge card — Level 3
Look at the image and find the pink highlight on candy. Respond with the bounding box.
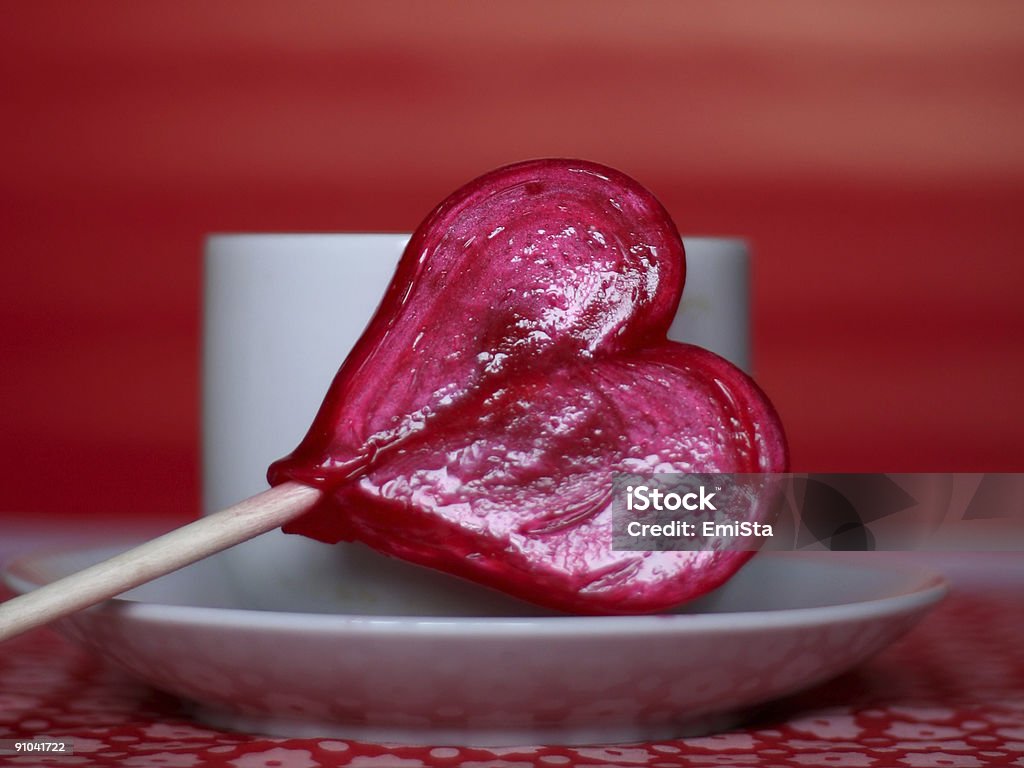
[268,159,787,614]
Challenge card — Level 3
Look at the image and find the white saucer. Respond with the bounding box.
[2,546,946,746]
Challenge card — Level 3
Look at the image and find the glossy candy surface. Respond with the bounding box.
[268,159,787,614]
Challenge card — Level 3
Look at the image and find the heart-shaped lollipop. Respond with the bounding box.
[268,159,787,614]
[0,159,788,641]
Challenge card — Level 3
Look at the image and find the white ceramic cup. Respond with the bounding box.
[202,234,750,613]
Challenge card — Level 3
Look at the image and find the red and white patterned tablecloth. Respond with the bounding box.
[1,569,1023,767]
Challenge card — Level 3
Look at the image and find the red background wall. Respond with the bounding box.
[2,2,1023,523]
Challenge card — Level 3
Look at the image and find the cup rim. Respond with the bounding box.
[204,232,749,249]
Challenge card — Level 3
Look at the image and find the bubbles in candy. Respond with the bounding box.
[268,159,787,614]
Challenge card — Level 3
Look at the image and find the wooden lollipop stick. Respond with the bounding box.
[0,481,322,643]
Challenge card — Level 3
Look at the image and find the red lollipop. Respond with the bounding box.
[0,159,787,641]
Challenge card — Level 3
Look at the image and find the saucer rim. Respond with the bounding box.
[2,546,949,637]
